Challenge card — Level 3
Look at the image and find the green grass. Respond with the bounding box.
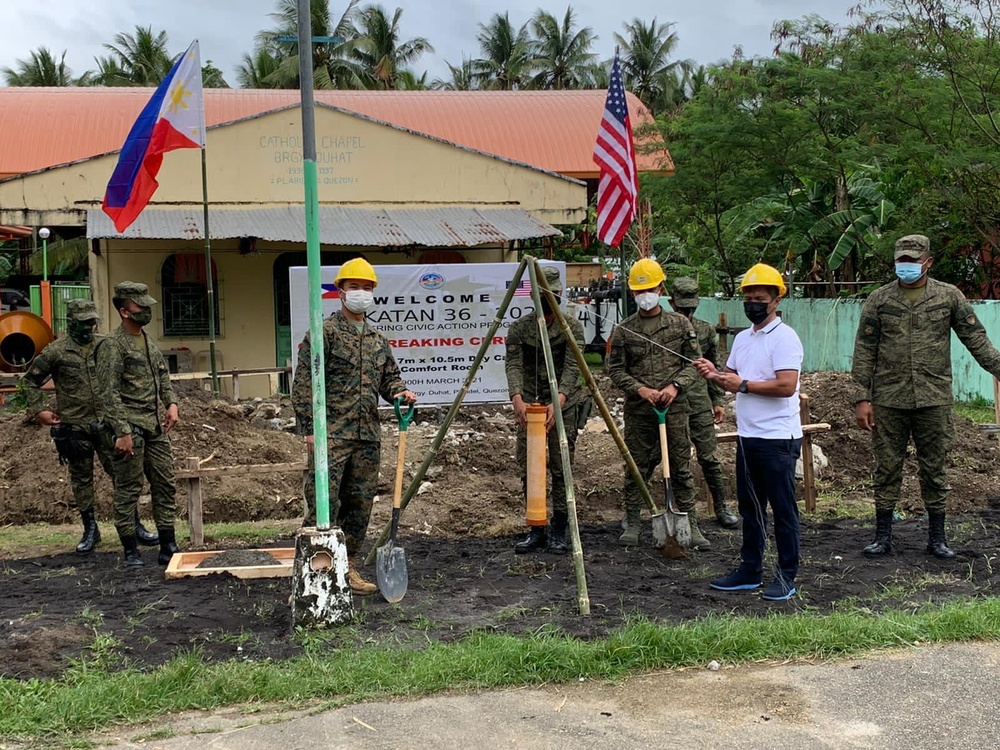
[2,598,1000,742]
[955,397,996,425]
[0,520,301,559]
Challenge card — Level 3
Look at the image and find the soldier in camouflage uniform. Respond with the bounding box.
[98,282,180,568]
[22,299,115,554]
[291,257,416,596]
[668,277,740,529]
[608,259,709,549]
[505,265,586,555]
[852,234,1000,560]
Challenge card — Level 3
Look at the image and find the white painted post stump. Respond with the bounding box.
[291,528,353,628]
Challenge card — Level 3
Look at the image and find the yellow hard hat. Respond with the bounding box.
[334,257,378,288]
[740,263,786,297]
[628,258,666,291]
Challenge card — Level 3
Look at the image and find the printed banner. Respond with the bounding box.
[289,262,566,405]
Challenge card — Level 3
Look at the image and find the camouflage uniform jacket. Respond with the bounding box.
[608,309,702,416]
[291,312,406,442]
[852,277,1000,408]
[505,312,586,407]
[98,325,176,437]
[688,316,725,414]
[22,335,109,427]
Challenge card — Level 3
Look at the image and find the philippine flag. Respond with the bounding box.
[102,40,206,233]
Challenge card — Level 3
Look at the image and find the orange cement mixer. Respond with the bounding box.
[0,311,55,373]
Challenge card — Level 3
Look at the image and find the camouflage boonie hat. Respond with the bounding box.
[65,299,99,321]
[114,281,157,307]
[541,265,563,291]
[670,276,700,307]
[894,234,930,260]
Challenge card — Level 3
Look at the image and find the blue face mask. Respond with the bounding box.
[895,262,925,284]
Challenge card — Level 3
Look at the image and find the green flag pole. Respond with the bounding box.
[297,0,330,530]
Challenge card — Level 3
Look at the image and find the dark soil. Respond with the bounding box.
[2,506,999,681]
[196,549,282,568]
[3,371,1000,682]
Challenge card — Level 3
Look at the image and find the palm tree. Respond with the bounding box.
[86,55,130,86]
[202,61,230,88]
[614,18,693,114]
[432,57,478,90]
[101,26,174,85]
[529,7,596,90]
[255,0,366,89]
[472,12,534,90]
[351,4,433,89]
[237,47,285,88]
[396,70,429,90]
[2,47,77,86]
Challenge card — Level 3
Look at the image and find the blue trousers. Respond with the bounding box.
[735,437,802,581]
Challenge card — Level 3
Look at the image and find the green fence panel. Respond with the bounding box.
[677,296,1000,403]
[27,283,91,336]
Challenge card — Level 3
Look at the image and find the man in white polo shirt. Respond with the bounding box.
[693,263,804,601]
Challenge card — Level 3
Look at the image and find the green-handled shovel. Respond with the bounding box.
[653,405,692,557]
[377,397,415,603]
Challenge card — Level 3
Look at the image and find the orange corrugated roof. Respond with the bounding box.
[0,88,671,180]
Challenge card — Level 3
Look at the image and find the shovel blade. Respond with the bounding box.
[376,542,408,603]
[650,510,691,555]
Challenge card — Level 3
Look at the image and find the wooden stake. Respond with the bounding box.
[185,456,205,546]
[994,376,1000,425]
[799,394,816,513]
[527,259,589,616]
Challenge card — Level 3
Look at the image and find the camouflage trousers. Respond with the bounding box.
[872,404,953,513]
[111,427,177,536]
[688,408,725,493]
[302,438,381,556]
[64,425,116,514]
[515,403,581,519]
[623,406,696,515]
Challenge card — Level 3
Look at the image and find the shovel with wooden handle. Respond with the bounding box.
[653,405,692,558]
[377,397,415,603]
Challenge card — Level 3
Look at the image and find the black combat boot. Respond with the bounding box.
[135,509,159,546]
[548,513,569,555]
[119,533,144,568]
[157,526,180,566]
[863,509,893,557]
[711,485,740,529]
[514,526,548,554]
[926,511,956,560]
[76,509,101,555]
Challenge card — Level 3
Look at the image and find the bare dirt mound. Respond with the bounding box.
[3,371,998,531]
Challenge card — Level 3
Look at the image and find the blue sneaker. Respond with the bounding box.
[709,566,762,591]
[761,576,797,601]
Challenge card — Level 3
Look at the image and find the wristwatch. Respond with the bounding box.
[738,379,750,394]
[671,381,683,393]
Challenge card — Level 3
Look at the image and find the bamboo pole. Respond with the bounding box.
[532,258,661,520]
[526,260,589,616]
[364,258,529,565]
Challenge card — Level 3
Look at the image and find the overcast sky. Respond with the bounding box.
[0,1,866,84]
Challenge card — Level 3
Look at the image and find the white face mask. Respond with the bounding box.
[635,291,661,312]
[342,289,375,315]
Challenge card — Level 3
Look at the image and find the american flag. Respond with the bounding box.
[508,280,533,297]
[592,53,639,248]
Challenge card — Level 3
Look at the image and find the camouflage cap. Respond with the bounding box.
[670,276,700,307]
[113,281,157,307]
[65,298,100,321]
[540,265,563,291]
[894,234,930,260]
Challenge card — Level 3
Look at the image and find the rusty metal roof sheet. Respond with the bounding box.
[0,88,671,180]
[85,206,560,247]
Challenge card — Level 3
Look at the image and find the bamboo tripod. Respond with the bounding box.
[364,256,663,616]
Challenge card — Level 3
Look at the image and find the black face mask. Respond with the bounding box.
[67,320,95,345]
[540,294,560,315]
[743,301,771,325]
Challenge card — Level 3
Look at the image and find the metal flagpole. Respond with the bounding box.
[200,148,219,398]
[297,0,331,530]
